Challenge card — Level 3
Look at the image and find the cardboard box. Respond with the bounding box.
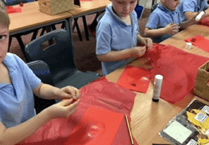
[38,0,74,15]
[194,61,209,100]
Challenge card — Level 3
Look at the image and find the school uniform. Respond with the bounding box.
[178,0,209,21]
[146,3,182,43]
[0,53,41,128]
[96,4,138,75]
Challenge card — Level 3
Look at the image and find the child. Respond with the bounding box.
[96,0,153,75]
[144,0,196,43]
[178,0,209,21]
[0,1,81,144]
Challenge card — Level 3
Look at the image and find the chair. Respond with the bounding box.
[25,29,101,89]
[135,0,149,20]
[27,60,56,114]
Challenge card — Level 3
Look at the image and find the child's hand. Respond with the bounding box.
[144,38,153,50]
[131,46,146,58]
[46,99,80,119]
[58,86,81,100]
[165,23,179,35]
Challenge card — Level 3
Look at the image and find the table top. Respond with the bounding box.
[68,0,110,16]
[106,24,209,145]
[9,2,72,34]
[9,0,110,35]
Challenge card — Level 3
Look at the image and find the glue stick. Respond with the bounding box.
[152,75,163,102]
[195,11,205,21]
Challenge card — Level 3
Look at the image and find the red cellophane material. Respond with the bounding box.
[146,44,209,103]
[199,17,209,27]
[17,77,137,145]
[7,6,21,13]
[117,65,151,93]
[64,106,124,145]
[185,35,209,52]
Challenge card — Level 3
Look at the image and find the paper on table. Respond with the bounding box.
[64,106,124,145]
[185,35,209,52]
[163,120,192,144]
[117,66,151,93]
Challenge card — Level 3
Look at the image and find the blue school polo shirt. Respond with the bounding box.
[0,53,41,128]
[146,3,182,43]
[178,0,208,21]
[96,4,138,75]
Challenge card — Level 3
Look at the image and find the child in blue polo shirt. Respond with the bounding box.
[96,0,153,75]
[0,1,81,144]
[144,0,196,43]
[178,0,209,21]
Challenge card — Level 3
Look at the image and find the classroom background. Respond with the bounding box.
[8,0,160,76]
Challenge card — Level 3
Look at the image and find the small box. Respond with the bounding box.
[38,0,74,15]
[194,61,209,100]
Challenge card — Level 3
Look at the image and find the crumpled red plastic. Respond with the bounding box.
[186,35,209,52]
[146,44,209,103]
[17,77,137,145]
[199,17,209,27]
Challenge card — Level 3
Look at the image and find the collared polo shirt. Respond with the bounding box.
[0,53,41,128]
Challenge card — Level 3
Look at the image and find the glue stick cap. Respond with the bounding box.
[186,42,192,49]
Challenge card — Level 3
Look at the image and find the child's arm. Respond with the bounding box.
[203,8,209,17]
[0,99,80,145]
[179,15,197,29]
[33,83,81,100]
[185,11,199,20]
[97,45,146,62]
[144,23,180,38]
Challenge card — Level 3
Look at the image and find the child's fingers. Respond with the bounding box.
[74,88,81,99]
[58,99,74,106]
[66,99,80,110]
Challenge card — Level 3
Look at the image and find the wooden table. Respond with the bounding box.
[9,1,73,35]
[69,0,110,16]
[106,24,209,145]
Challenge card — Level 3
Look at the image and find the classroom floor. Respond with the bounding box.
[9,8,151,76]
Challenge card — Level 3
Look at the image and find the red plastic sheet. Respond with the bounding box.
[146,44,209,103]
[185,35,209,52]
[64,106,124,145]
[199,17,209,27]
[117,65,151,93]
[17,77,137,145]
[7,6,22,13]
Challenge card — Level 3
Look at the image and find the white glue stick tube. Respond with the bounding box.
[195,11,205,21]
[152,75,163,102]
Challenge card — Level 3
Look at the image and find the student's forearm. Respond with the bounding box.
[97,49,134,62]
[0,109,51,145]
[185,11,198,20]
[34,83,60,100]
[137,35,146,45]
[179,19,193,29]
[144,28,167,38]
